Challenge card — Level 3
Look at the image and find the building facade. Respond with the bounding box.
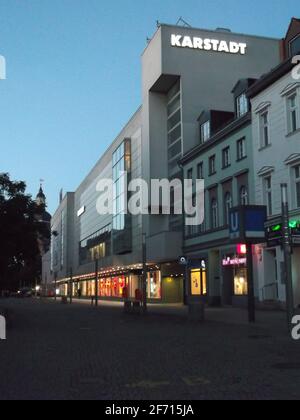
[181,79,256,307]
[248,20,300,308]
[46,22,283,304]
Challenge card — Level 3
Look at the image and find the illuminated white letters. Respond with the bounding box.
[181,36,194,49]
[171,34,182,47]
[171,34,247,55]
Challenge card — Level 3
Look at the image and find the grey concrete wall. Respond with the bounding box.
[141,24,281,263]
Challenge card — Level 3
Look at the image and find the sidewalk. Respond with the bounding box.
[46,296,289,334]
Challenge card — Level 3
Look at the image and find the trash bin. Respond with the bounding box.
[188,302,205,322]
[61,296,68,305]
[124,301,132,313]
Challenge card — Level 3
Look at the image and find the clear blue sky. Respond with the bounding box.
[0,0,298,213]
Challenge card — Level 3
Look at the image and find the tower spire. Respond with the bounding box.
[36,180,46,207]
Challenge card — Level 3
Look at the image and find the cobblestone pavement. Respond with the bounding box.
[0,298,300,400]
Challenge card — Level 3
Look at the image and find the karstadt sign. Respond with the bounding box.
[171,34,247,55]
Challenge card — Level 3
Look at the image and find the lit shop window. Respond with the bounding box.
[147,271,161,300]
[90,242,106,261]
[234,268,248,296]
[191,263,207,296]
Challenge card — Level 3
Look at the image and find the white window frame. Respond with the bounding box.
[286,91,299,134]
[240,186,249,206]
[224,192,233,225]
[237,137,246,161]
[211,199,219,230]
[236,93,248,118]
[293,165,300,209]
[263,176,273,216]
[259,110,270,149]
[201,121,211,143]
[222,147,231,168]
[289,34,300,57]
[209,155,216,175]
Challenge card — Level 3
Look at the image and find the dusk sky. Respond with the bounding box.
[0,0,298,213]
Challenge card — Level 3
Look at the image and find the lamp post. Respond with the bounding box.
[69,268,73,305]
[246,243,255,323]
[142,233,147,313]
[281,184,294,328]
[54,272,57,301]
[95,257,99,307]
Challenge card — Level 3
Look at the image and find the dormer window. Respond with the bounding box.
[290,34,300,57]
[200,120,210,143]
[236,93,249,117]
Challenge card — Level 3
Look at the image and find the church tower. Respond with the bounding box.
[36,184,47,208]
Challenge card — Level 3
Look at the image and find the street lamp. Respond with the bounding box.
[142,233,147,313]
[94,253,99,307]
[281,183,294,328]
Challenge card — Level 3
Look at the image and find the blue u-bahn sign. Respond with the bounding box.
[229,206,267,243]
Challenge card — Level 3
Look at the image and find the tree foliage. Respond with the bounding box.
[0,173,49,290]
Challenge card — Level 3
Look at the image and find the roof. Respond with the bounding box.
[247,57,296,99]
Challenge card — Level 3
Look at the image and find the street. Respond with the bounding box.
[0,299,300,400]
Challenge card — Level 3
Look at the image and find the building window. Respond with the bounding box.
[234,268,248,296]
[209,155,216,176]
[200,121,211,143]
[222,147,231,169]
[197,162,204,179]
[187,168,193,180]
[260,111,270,148]
[294,165,300,209]
[236,93,249,117]
[224,192,233,225]
[287,93,299,134]
[263,176,273,216]
[191,267,207,296]
[240,186,248,206]
[211,199,219,229]
[290,34,300,56]
[237,138,247,161]
[167,80,182,175]
[147,271,162,300]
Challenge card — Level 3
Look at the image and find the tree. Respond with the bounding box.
[0,173,49,291]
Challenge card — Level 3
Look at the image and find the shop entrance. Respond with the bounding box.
[222,253,248,306]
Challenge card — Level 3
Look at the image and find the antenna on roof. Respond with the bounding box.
[176,17,192,28]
